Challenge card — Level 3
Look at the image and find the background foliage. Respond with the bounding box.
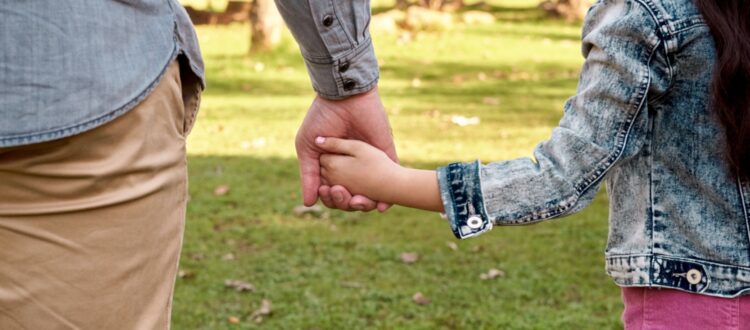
[172,0,622,328]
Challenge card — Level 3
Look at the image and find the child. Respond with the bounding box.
[316,0,750,328]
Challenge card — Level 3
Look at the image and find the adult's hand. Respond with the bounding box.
[296,87,398,211]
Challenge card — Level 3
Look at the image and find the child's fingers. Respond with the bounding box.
[320,154,335,169]
[320,153,353,170]
[315,137,362,156]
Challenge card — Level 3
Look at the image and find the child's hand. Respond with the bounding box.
[317,137,403,202]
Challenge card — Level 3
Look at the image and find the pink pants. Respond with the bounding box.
[622,287,750,329]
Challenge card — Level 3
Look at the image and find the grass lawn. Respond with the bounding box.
[173,2,623,329]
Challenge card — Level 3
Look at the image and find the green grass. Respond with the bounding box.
[173,3,623,329]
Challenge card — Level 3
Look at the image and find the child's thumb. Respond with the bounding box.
[315,137,356,156]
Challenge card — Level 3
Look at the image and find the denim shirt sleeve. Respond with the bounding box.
[274,0,378,100]
[438,0,662,239]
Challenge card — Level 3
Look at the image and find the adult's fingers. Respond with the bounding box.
[376,202,392,213]
[329,185,353,210]
[349,194,378,212]
[296,144,320,207]
[318,185,336,209]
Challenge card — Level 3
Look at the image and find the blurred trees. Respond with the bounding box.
[395,0,465,11]
[249,0,282,52]
[180,0,593,53]
[540,0,592,21]
[181,0,281,53]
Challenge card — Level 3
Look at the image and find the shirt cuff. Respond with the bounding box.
[301,39,379,100]
[437,161,493,239]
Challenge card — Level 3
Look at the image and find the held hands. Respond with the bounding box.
[317,137,445,213]
[295,88,398,211]
[317,137,403,202]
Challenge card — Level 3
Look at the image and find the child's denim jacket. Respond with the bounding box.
[437,0,750,298]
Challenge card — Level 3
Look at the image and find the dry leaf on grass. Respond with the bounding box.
[293,204,328,219]
[188,252,206,261]
[451,115,480,127]
[224,279,255,292]
[480,268,505,280]
[341,281,364,289]
[482,97,500,106]
[446,241,459,251]
[177,269,195,279]
[412,292,431,305]
[227,316,240,324]
[400,252,419,264]
[221,252,236,261]
[249,299,272,323]
[213,185,230,196]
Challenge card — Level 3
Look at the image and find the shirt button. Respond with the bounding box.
[467,215,483,229]
[342,79,356,91]
[322,15,334,27]
[686,269,702,285]
[338,61,350,73]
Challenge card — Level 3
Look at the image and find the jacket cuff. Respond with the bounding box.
[437,161,493,239]
[301,39,379,100]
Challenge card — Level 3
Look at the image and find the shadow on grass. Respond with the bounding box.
[174,154,619,329]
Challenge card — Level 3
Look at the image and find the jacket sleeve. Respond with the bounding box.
[437,0,663,239]
[274,0,378,99]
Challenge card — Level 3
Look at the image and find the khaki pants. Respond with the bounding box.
[0,61,198,329]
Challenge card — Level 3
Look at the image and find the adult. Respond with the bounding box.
[274,1,399,212]
[0,0,394,328]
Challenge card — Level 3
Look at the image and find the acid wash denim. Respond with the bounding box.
[0,0,204,147]
[437,0,750,298]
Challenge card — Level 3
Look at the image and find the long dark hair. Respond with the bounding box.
[695,0,750,180]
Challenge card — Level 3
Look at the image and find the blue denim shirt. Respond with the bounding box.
[438,0,750,298]
[0,0,204,147]
[274,0,379,100]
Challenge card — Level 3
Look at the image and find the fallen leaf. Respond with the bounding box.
[482,97,500,106]
[250,299,272,323]
[178,269,195,279]
[293,204,326,218]
[188,252,205,261]
[446,241,459,251]
[222,252,236,261]
[400,252,419,264]
[480,268,505,280]
[228,316,240,324]
[451,115,481,127]
[224,279,256,292]
[213,185,230,196]
[412,292,431,305]
[341,281,364,289]
[250,138,267,149]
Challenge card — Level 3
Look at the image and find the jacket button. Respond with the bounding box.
[322,15,334,27]
[686,269,702,285]
[342,79,356,91]
[467,215,482,229]
[338,61,350,73]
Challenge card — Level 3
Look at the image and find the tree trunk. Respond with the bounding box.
[249,0,282,53]
[540,0,590,21]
